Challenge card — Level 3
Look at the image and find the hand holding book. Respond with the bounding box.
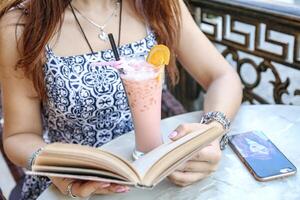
[26,123,224,189]
[50,177,130,198]
[167,122,223,187]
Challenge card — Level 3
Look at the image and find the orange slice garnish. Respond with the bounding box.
[146,45,170,67]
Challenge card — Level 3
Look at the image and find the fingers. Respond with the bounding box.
[190,143,222,164]
[71,181,112,197]
[169,143,222,187]
[72,181,130,197]
[93,184,130,195]
[72,182,130,197]
[176,160,218,173]
[168,171,209,187]
[50,177,129,198]
[107,184,130,193]
[169,123,207,141]
[50,177,75,195]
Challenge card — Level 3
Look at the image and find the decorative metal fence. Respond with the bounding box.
[174,0,300,108]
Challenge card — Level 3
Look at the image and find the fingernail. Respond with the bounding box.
[169,131,178,139]
[116,187,127,193]
[101,183,111,188]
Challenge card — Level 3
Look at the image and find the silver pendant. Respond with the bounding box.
[99,28,108,41]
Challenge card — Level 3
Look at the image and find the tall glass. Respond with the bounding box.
[119,59,164,156]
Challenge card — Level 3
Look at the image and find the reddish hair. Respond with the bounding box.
[0,0,181,100]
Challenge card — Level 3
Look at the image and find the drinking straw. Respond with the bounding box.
[108,33,120,61]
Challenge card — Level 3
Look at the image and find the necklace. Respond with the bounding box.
[72,1,120,42]
[69,1,123,54]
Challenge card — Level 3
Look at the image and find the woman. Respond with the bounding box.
[0,0,242,199]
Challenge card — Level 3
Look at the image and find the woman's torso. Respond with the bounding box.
[43,31,157,146]
[42,1,157,146]
[7,2,184,199]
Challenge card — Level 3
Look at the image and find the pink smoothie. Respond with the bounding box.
[120,60,163,153]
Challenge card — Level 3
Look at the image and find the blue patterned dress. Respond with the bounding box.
[21,31,157,200]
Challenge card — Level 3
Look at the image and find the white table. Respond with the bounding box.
[38,105,300,200]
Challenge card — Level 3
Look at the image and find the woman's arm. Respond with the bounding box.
[167,0,243,187]
[0,11,130,197]
[0,11,46,168]
[176,0,243,119]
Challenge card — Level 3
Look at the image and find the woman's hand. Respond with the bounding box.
[167,122,223,187]
[51,177,130,198]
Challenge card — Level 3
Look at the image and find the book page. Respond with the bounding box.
[34,143,140,183]
[147,127,223,186]
[33,165,128,181]
[151,143,206,187]
[132,126,223,180]
[31,111,208,187]
[100,131,136,162]
[26,171,135,186]
[99,111,204,161]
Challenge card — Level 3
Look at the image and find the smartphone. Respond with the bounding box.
[228,131,297,181]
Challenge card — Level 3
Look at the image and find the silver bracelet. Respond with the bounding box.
[27,147,44,170]
[200,111,231,130]
[200,111,231,150]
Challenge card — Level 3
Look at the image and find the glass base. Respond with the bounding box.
[132,148,145,161]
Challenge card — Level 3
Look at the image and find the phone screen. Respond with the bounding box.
[229,131,297,181]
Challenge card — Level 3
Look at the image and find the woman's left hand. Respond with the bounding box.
[167,122,223,187]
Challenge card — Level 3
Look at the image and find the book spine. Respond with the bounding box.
[135,183,154,190]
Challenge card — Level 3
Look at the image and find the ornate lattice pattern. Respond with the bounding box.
[190,0,300,105]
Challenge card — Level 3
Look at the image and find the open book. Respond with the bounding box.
[27,125,224,189]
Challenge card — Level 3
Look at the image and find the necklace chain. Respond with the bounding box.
[72,1,119,41]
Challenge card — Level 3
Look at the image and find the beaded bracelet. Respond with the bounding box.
[200,111,231,150]
[200,111,231,130]
[27,147,44,170]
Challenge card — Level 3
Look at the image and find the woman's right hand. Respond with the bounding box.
[51,177,130,198]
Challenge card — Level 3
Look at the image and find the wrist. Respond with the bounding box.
[200,111,231,131]
[207,121,225,131]
[27,147,44,170]
[200,111,231,150]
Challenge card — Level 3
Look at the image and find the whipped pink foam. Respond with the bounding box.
[91,58,160,81]
[91,60,122,68]
[120,60,159,81]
